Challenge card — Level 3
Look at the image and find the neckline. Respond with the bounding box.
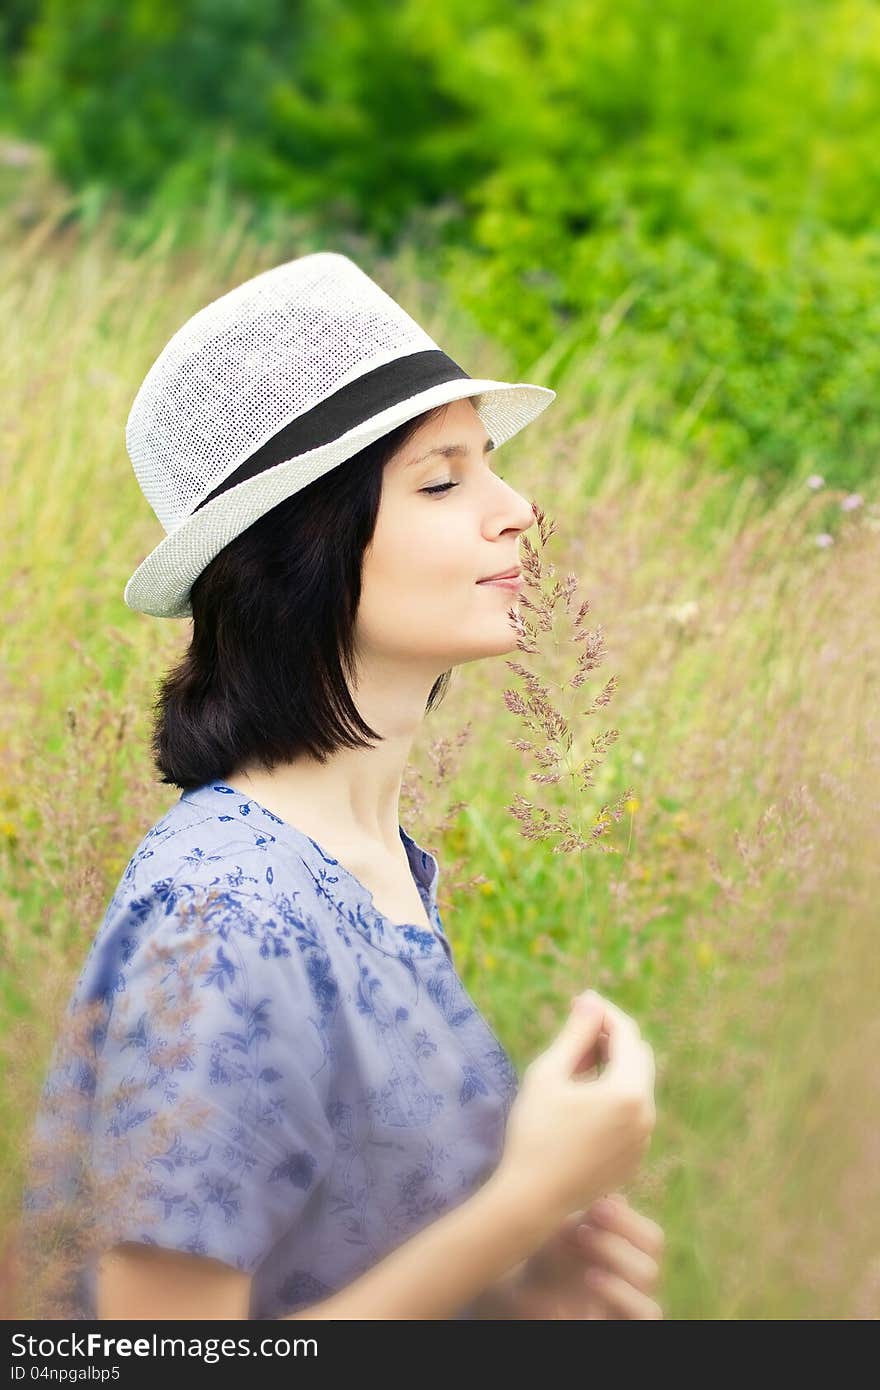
[179,780,448,958]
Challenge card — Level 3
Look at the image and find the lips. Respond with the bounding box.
[477,566,522,582]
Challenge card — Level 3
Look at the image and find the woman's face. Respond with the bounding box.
[356,398,537,672]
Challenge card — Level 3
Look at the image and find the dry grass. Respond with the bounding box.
[2,193,878,1318]
[9,911,217,1319]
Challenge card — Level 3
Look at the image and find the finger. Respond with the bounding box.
[583,1266,663,1319]
[597,1003,652,1090]
[598,1207,665,1262]
[587,1200,665,1260]
[559,1208,589,1248]
[546,994,607,1076]
[575,1226,661,1295]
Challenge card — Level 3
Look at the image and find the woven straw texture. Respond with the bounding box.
[123,251,555,618]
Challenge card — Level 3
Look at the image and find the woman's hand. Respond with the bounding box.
[506,1192,665,1319]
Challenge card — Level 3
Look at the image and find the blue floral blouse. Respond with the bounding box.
[22,781,520,1320]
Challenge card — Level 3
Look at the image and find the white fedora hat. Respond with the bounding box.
[123,250,556,619]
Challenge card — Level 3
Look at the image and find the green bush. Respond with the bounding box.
[4,0,879,488]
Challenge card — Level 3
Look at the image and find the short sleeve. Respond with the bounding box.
[88,877,337,1275]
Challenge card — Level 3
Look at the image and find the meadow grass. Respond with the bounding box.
[2,196,878,1319]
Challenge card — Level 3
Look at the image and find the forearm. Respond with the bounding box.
[283,1170,549,1321]
[460,1204,587,1319]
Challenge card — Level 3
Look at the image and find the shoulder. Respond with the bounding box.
[80,794,341,1023]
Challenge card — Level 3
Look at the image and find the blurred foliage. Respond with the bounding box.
[3,0,880,489]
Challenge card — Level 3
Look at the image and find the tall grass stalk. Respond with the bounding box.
[2,201,878,1318]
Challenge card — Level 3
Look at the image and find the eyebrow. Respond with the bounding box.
[405,435,495,469]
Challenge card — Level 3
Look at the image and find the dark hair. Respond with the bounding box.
[151,403,455,791]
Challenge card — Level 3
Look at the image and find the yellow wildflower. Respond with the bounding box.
[695,940,715,969]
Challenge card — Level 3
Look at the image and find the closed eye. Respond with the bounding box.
[420,481,459,495]
[420,472,505,496]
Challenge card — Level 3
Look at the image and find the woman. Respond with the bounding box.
[22,252,659,1320]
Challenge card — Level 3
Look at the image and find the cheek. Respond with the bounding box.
[357,506,480,643]
[369,505,470,586]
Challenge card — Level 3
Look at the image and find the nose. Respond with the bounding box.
[503,482,536,535]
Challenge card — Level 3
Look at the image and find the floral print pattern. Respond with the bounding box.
[22,782,520,1319]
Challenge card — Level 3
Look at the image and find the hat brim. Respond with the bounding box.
[123,376,555,619]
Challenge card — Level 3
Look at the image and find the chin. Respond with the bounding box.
[463,630,523,663]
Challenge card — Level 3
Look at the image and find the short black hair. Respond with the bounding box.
[151,403,456,791]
